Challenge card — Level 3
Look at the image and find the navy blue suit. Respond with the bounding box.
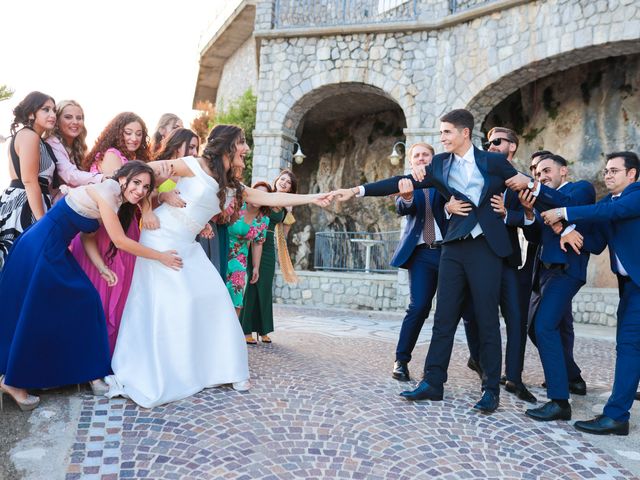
[392,188,445,363]
[530,181,595,400]
[568,182,640,421]
[466,188,528,384]
[363,147,518,395]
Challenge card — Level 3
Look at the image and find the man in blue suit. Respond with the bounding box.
[391,143,447,381]
[464,127,537,403]
[542,151,640,435]
[509,154,595,421]
[335,109,531,412]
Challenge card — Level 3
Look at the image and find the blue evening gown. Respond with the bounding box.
[0,198,111,388]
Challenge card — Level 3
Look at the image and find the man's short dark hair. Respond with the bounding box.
[530,150,553,161]
[487,126,519,151]
[441,109,474,135]
[539,154,567,167]
[607,151,640,180]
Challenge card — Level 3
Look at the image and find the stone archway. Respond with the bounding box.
[281,82,408,270]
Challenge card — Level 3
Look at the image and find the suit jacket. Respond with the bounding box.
[390,188,446,268]
[363,146,518,258]
[567,181,640,287]
[533,180,596,282]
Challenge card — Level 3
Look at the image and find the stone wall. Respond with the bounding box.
[216,37,258,108]
[274,271,620,326]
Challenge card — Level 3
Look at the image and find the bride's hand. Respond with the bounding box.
[198,223,214,239]
[152,162,175,184]
[159,250,183,270]
[312,192,334,208]
[99,267,118,287]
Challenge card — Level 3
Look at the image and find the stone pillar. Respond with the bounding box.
[251,129,297,183]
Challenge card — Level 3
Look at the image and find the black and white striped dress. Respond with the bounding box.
[0,129,55,269]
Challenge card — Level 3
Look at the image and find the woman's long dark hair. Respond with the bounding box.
[202,124,245,216]
[153,128,199,160]
[105,160,155,263]
[10,91,55,135]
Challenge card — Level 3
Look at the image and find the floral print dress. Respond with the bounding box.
[225,203,270,308]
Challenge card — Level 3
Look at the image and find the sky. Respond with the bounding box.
[0,0,225,188]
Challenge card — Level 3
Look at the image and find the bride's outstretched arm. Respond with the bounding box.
[244,187,333,208]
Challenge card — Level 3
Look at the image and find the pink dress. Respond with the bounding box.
[70,148,140,356]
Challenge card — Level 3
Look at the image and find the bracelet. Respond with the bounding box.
[158,193,164,205]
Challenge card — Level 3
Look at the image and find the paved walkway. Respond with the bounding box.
[2,305,639,479]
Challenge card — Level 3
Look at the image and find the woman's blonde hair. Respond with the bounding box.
[53,100,88,168]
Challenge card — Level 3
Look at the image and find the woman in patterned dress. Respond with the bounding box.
[225,182,272,324]
[0,91,57,270]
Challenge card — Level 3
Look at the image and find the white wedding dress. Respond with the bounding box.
[105,156,249,408]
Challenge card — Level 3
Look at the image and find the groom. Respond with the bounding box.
[335,109,531,412]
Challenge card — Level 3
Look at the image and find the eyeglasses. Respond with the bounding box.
[602,168,628,177]
[483,138,513,150]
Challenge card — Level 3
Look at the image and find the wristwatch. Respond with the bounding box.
[527,180,535,190]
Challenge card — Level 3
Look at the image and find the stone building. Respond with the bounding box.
[194,0,640,324]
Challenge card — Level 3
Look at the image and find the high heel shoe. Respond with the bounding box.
[89,379,109,396]
[0,375,40,412]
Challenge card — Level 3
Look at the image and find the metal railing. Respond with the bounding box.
[449,0,496,13]
[274,0,418,28]
[314,230,400,273]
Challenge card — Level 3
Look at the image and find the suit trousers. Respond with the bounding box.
[603,278,640,422]
[465,263,524,383]
[424,236,503,395]
[530,268,583,400]
[395,247,440,363]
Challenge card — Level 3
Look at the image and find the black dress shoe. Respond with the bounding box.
[505,381,537,403]
[574,415,629,436]
[400,380,443,401]
[541,379,587,396]
[392,361,410,382]
[467,357,483,380]
[525,400,571,422]
[635,392,640,401]
[473,390,499,413]
[569,377,587,396]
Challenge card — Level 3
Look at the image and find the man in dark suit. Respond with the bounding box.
[391,143,447,382]
[464,127,536,403]
[335,109,531,412]
[542,151,640,435]
[508,155,595,421]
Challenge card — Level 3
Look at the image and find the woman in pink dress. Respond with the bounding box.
[71,112,151,356]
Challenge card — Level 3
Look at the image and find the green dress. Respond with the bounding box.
[225,203,269,308]
[240,208,286,335]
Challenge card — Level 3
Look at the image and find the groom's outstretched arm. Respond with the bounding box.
[334,166,434,201]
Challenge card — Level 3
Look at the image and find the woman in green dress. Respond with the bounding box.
[241,170,298,344]
[225,182,271,315]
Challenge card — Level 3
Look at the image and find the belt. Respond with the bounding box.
[542,262,565,270]
[416,242,442,250]
[9,177,50,190]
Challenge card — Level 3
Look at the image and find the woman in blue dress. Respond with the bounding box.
[0,161,182,411]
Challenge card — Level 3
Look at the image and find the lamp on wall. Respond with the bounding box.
[292,142,306,165]
[388,141,406,166]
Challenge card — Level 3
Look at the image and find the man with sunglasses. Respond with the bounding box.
[464,127,537,403]
[540,151,640,435]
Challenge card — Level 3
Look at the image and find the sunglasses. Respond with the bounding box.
[483,138,513,150]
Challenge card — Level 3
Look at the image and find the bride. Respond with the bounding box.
[105,125,331,408]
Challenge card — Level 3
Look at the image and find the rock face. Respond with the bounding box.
[483,54,640,193]
[287,109,406,266]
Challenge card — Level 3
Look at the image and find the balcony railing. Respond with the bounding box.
[449,0,494,13]
[274,0,418,28]
[314,230,400,273]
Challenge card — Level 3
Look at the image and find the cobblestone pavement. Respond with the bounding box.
[3,305,639,479]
